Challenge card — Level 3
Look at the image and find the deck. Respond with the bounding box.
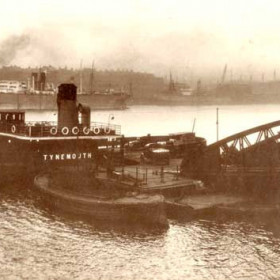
[98,158,202,196]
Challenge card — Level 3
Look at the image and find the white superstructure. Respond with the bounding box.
[0,80,27,93]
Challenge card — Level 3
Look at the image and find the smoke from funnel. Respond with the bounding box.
[0,34,30,66]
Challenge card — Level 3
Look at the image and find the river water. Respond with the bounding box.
[2,104,280,280]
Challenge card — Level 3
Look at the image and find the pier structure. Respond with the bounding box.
[181,120,280,198]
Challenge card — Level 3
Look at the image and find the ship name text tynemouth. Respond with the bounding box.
[43,153,92,161]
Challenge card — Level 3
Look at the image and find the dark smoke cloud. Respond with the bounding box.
[0,34,30,65]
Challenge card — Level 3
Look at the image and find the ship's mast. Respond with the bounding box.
[129,81,133,97]
[169,71,176,94]
[90,60,94,94]
[79,59,83,94]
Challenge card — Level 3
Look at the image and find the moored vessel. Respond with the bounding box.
[34,172,169,228]
[0,71,129,110]
[0,83,121,182]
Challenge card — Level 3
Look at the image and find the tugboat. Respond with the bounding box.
[0,82,168,228]
[0,83,121,182]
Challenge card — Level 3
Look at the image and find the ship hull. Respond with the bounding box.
[0,93,128,110]
[34,173,169,228]
[0,133,104,183]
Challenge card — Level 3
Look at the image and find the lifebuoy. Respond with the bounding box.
[104,127,111,135]
[50,127,57,135]
[83,127,90,135]
[93,127,100,135]
[11,125,16,133]
[61,126,69,135]
[72,126,79,135]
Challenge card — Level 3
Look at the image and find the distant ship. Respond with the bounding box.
[0,71,130,110]
[152,66,280,106]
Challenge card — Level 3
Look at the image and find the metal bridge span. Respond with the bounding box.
[181,120,280,195]
[207,120,280,153]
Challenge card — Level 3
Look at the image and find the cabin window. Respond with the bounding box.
[19,114,21,121]
[0,114,1,120]
[5,114,9,120]
[13,114,15,120]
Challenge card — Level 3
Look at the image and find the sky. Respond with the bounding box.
[0,0,280,81]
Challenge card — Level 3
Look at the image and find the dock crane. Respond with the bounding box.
[221,64,227,84]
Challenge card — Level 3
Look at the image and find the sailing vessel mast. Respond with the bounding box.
[168,71,176,94]
[90,60,95,94]
[79,59,83,94]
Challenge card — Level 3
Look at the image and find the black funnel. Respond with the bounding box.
[57,84,78,129]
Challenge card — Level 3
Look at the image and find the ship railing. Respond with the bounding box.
[113,165,181,186]
[0,121,121,137]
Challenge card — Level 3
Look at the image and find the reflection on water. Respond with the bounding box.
[1,182,280,280]
[2,105,280,279]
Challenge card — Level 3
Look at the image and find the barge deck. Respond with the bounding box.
[95,158,204,197]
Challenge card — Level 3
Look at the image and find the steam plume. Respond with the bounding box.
[0,34,30,66]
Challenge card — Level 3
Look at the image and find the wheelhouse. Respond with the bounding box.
[0,111,25,123]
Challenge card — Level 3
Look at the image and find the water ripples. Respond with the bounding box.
[1,186,280,279]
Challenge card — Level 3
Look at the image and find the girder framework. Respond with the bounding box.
[208,120,280,154]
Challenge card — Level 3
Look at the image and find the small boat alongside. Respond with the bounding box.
[34,172,169,228]
[165,194,247,219]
